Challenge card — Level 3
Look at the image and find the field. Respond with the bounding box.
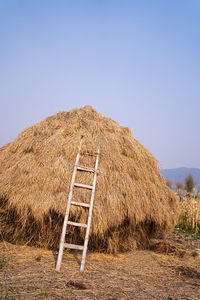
[0,232,199,300]
[178,196,200,233]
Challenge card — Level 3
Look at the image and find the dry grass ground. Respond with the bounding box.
[0,236,199,300]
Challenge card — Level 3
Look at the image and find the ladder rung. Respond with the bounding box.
[71,201,90,208]
[80,152,97,156]
[64,243,84,250]
[68,221,87,228]
[74,183,93,190]
[76,165,95,173]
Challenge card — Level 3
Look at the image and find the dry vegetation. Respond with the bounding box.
[0,237,199,300]
[178,196,200,233]
[1,106,199,299]
[0,198,199,299]
[0,106,178,252]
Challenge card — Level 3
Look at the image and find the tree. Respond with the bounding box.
[176,182,184,190]
[185,174,195,194]
[166,178,173,189]
[176,182,184,197]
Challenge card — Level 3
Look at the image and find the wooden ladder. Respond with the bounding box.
[56,146,100,272]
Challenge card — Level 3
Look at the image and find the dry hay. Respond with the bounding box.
[174,265,200,279]
[179,196,200,233]
[0,106,178,252]
[149,239,188,257]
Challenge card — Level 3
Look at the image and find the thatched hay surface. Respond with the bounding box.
[0,106,178,252]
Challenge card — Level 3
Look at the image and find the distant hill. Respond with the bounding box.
[160,167,200,192]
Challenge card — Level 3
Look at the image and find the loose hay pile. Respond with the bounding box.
[0,106,178,252]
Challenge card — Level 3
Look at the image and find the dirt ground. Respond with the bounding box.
[0,235,199,300]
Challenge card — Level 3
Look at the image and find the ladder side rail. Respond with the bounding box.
[56,151,80,271]
[80,148,100,272]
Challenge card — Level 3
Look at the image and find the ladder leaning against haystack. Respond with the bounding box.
[56,145,100,272]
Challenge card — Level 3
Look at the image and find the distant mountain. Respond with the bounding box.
[160,167,200,191]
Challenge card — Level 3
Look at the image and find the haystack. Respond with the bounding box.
[0,106,178,252]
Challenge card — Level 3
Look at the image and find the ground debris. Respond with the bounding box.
[65,280,87,290]
[175,265,200,279]
[0,241,200,299]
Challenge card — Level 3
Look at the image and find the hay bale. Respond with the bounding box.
[0,106,178,252]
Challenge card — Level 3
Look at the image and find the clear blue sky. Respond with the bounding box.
[0,0,200,169]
